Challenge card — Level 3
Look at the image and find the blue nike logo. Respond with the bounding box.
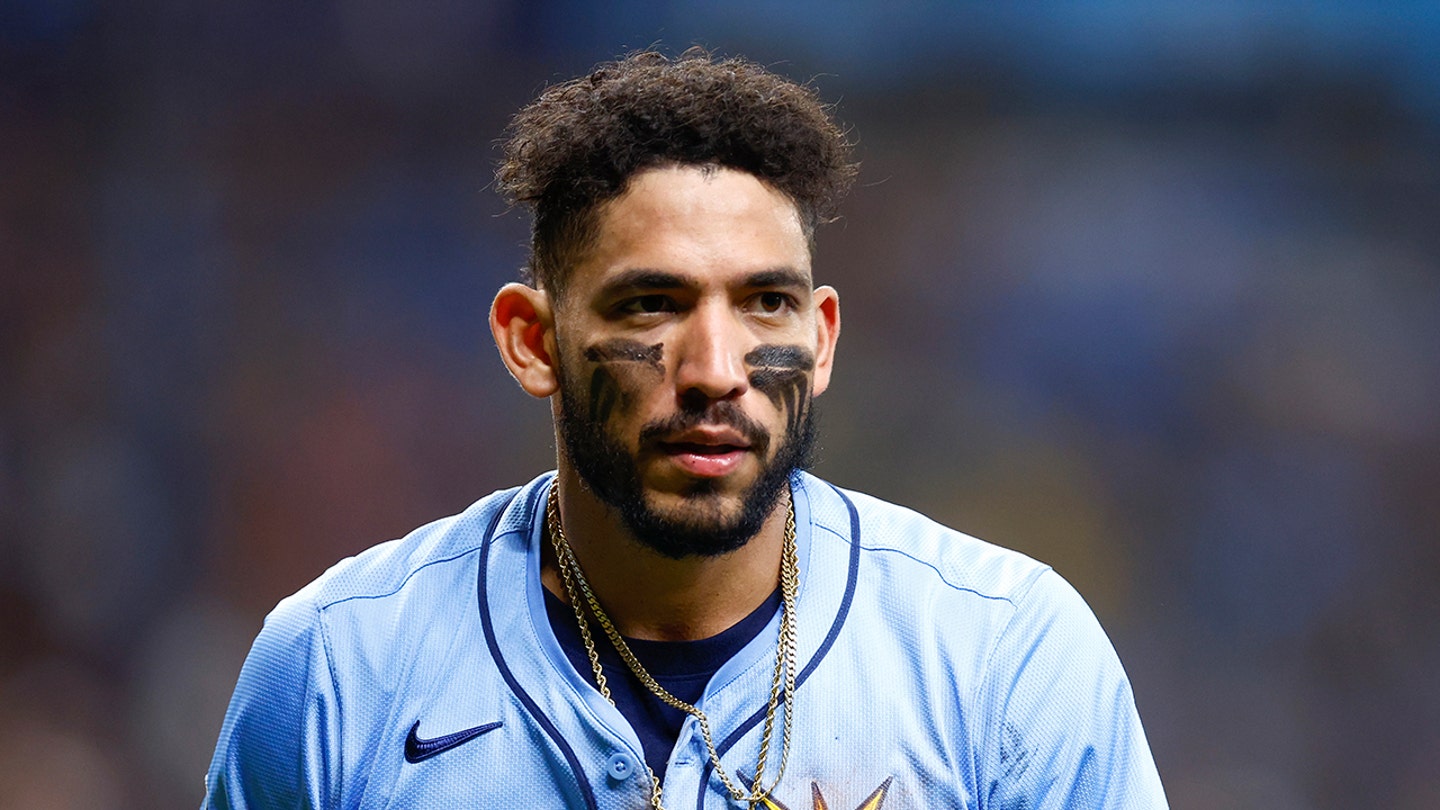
[404,719,503,763]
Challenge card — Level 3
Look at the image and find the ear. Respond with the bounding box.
[811,285,841,397]
[490,282,559,398]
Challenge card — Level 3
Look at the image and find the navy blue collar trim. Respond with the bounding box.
[478,482,600,810]
[692,481,863,809]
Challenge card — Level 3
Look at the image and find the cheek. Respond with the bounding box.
[748,369,810,436]
[585,361,665,426]
[586,365,623,425]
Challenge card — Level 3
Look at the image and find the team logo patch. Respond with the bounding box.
[758,776,892,810]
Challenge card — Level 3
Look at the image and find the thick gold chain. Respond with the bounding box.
[546,483,798,810]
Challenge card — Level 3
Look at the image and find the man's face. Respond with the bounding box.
[550,165,838,558]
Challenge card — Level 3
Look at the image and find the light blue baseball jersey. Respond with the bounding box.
[203,472,1167,809]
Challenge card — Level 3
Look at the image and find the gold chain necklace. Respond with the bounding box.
[545,483,798,810]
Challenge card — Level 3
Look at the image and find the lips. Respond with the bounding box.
[660,439,743,454]
[636,403,771,481]
[654,428,753,478]
[659,444,749,478]
[661,426,750,448]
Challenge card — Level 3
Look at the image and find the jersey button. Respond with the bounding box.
[605,752,638,781]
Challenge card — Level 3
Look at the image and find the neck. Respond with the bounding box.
[542,469,790,641]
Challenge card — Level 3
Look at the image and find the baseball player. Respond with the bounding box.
[203,49,1167,809]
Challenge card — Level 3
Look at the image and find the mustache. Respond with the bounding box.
[637,400,771,453]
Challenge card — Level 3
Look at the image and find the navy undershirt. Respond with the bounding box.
[545,586,783,785]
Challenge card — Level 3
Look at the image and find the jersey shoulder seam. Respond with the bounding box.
[805,478,1050,603]
[966,566,1059,776]
[310,485,526,611]
[974,565,1054,681]
[313,594,344,806]
[315,544,485,612]
[859,543,1047,604]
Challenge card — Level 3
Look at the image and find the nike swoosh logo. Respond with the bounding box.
[404,719,503,763]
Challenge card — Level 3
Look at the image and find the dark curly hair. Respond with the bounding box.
[496,48,857,296]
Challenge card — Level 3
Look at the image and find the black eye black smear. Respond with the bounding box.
[584,339,664,425]
[744,345,814,372]
[584,340,664,368]
[745,344,814,438]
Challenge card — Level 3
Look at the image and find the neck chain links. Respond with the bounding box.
[545,483,799,810]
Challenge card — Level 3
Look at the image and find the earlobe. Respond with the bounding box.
[490,283,559,398]
[811,286,841,396]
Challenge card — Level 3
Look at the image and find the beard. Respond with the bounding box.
[556,371,816,560]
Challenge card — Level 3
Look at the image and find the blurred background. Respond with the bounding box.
[2,1,1438,807]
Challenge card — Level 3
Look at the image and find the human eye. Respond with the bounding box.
[616,294,676,316]
[749,291,798,315]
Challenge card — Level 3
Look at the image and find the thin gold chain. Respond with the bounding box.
[546,483,798,809]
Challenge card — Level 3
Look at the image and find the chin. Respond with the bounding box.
[624,485,777,560]
[648,464,753,498]
[645,484,744,522]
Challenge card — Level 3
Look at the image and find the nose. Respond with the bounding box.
[673,302,750,403]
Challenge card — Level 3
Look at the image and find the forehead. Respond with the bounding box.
[568,165,811,294]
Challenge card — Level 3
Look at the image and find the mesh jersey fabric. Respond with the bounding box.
[202,471,1168,809]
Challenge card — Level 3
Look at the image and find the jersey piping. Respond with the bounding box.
[476,484,601,810]
[692,479,862,810]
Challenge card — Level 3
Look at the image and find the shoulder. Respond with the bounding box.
[204,478,542,807]
[791,476,1166,807]
[247,478,544,683]
[794,474,1121,701]
[797,473,1054,608]
[236,475,537,667]
[793,473,1086,705]
[303,482,530,611]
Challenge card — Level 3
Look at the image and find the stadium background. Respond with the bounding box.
[2,2,1438,807]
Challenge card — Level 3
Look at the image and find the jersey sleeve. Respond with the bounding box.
[975,569,1167,810]
[201,591,342,810]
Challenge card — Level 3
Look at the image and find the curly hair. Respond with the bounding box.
[496,48,857,295]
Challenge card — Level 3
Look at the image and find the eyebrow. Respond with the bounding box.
[599,269,690,296]
[599,267,811,296]
[743,267,811,290]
